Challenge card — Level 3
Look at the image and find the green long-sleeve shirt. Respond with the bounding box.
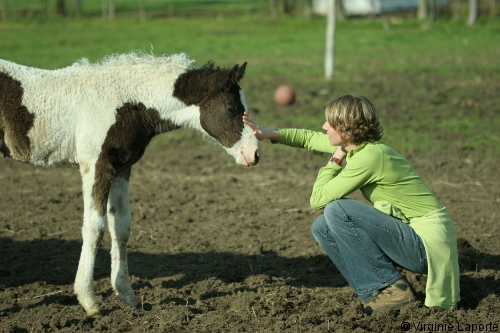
[276,128,460,309]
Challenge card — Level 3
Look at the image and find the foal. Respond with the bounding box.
[0,52,260,315]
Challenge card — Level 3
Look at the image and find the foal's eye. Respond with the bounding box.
[225,104,239,115]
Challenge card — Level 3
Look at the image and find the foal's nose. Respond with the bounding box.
[250,151,260,166]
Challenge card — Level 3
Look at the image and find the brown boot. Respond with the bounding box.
[362,276,417,315]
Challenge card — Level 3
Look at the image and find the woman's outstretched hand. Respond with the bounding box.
[242,112,281,142]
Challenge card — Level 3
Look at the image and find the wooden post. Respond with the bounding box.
[108,0,115,20]
[490,0,497,19]
[269,0,277,19]
[467,0,477,26]
[56,0,66,17]
[168,0,174,17]
[42,0,48,18]
[277,0,286,14]
[325,0,336,79]
[302,0,312,19]
[75,0,82,17]
[1,0,6,21]
[336,0,344,19]
[101,0,107,19]
[138,0,146,22]
[451,0,462,20]
[428,0,436,20]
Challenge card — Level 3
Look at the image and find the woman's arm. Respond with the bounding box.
[242,112,280,141]
[243,112,335,154]
[310,147,378,209]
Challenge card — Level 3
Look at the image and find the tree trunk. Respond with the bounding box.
[301,0,312,19]
[336,0,344,19]
[369,0,377,20]
[418,0,427,19]
[75,0,82,17]
[1,0,6,21]
[277,0,286,14]
[101,0,107,19]
[138,0,146,22]
[490,0,497,18]
[325,0,336,79]
[108,0,115,19]
[428,0,438,20]
[42,0,49,18]
[430,0,436,20]
[467,0,477,26]
[269,0,277,19]
[56,0,66,17]
[451,0,462,20]
[168,0,174,16]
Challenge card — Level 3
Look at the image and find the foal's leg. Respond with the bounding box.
[107,167,139,307]
[74,163,110,316]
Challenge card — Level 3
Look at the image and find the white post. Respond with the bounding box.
[325,0,336,79]
[467,0,478,26]
[418,0,427,19]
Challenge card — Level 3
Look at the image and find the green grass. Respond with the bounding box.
[2,0,269,18]
[1,15,499,157]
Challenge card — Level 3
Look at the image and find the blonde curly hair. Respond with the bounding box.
[325,94,383,145]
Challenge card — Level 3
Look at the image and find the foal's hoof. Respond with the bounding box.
[121,293,140,307]
[80,300,100,316]
[85,306,101,317]
[76,294,101,316]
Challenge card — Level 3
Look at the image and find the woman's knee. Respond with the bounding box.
[312,201,345,235]
[311,214,327,237]
[324,199,349,222]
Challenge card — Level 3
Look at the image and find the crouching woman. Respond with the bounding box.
[243,94,460,314]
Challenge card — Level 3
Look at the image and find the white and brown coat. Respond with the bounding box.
[0,52,260,315]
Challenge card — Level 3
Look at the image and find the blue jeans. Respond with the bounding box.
[311,198,427,302]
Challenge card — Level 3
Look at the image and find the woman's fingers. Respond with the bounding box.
[243,112,269,140]
[243,112,259,130]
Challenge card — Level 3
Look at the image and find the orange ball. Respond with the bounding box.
[274,85,295,106]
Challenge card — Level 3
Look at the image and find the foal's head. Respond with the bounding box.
[173,61,260,166]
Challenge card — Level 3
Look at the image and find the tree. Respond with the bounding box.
[108,0,116,19]
[101,0,107,19]
[100,0,115,20]
[56,0,66,17]
[418,0,428,19]
[1,0,7,21]
[269,0,288,19]
[168,0,175,16]
[467,0,478,26]
[325,0,336,79]
[75,0,83,17]
[451,0,462,21]
[138,0,146,22]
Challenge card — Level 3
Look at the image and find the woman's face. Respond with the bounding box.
[322,121,349,146]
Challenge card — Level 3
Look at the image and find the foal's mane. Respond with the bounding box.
[195,61,223,75]
[72,51,196,72]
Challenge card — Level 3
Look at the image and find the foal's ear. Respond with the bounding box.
[217,63,247,90]
[227,63,247,85]
[234,62,247,82]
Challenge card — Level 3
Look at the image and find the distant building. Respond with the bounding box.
[313,0,449,16]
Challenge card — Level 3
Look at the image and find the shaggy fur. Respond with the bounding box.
[0,52,260,315]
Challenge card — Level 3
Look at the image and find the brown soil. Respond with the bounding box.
[1,74,500,332]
